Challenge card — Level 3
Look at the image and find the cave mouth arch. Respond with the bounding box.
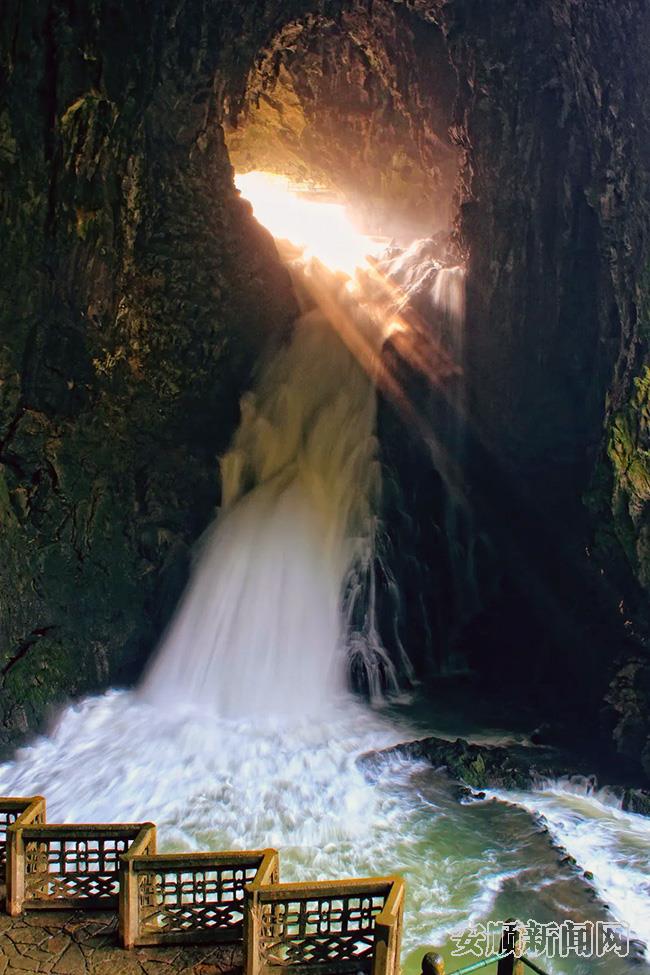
[0,0,646,775]
[215,1,474,692]
[223,0,461,243]
[208,0,635,723]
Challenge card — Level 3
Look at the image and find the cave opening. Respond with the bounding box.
[224,2,460,242]
[219,4,478,696]
[3,0,650,967]
[214,0,635,741]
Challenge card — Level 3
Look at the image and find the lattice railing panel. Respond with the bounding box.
[121,849,279,948]
[0,810,19,873]
[24,835,132,903]
[0,798,45,881]
[6,821,155,915]
[257,892,386,969]
[138,863,261,936]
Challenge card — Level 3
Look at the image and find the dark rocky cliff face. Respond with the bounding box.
[0,0,299,746]
[445,0,650,774]
[1,0,650,775]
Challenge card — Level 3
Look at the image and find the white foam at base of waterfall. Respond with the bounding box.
[2,691,650,971]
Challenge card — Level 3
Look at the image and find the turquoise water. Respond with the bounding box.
[0,689,647,975]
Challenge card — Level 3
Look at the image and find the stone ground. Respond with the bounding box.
[0,885,243,975]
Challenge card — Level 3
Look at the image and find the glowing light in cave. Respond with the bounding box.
[235,171,386,276]
[235,169,466,501]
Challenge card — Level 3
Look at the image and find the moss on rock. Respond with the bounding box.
[607,364,650,588]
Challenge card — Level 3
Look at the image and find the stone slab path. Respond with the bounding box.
[0,886,242,975]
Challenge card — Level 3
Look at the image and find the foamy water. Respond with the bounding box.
[2,691,649,974]
[487,782,650,963]
[1,178,648,975]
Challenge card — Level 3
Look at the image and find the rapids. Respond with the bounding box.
[0,171,648,975]
[1,692,649,975]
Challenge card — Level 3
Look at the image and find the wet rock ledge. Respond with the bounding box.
[358,735,650,817]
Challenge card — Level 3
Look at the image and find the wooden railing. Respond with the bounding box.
[1,797,552,975]
[244,876,405,975]
[120,848,279,948]
[2,794,403,975]
[0,796,46,882]
[7,816,156,916]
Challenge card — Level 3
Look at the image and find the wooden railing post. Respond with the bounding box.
[373,877,404,975]
[497,919,524,975]
[5,796,45,916]
[119,823,156,948]
[243,887,261,975]
[119,855,137,948]
[373,919,394,975]
[422,952,445,975]
[6,821,25,916]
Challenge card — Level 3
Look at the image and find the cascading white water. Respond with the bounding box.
[431,266,465,324]
[143,305,381,717]
[0,172,649,975]
[485,782,650,961]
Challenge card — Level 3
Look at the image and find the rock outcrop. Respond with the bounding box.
[359,735,650,817]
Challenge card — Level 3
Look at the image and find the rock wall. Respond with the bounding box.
[0,0,299,747]
[2,0,650,772]
[441,0,650,766]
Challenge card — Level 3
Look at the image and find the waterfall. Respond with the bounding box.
[1,173,649,972]
[430,266,480,631]
[142,303,382,718]
[431,265,465,325]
